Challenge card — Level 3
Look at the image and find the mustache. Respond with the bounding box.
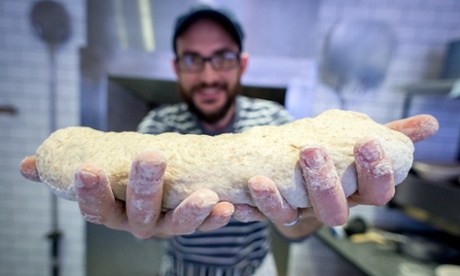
[193,82,227,91]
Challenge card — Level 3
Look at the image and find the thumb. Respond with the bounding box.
[20,156,41,182]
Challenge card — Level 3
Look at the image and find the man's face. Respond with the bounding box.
[174,19,248,124]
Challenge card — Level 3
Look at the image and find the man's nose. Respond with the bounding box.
[199,61,219,84]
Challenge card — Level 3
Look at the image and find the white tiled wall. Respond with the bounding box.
[1,0,459,276]
[0,0,86,275]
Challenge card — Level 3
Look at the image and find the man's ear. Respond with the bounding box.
[239,52,249,75]
[172,58,180,77]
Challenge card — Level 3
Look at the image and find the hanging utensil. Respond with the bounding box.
[320,20,396,109]
[30,1,71,276]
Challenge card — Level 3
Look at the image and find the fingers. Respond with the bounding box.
[76,150,231,237]
[157,189,219,235]
[300,145,348,226]
[198,202,234,232]
[126,150,233,236]
[75,164,126,229]
[126,150,166,238]
[233,204,266,222]
[385,114,439,143]
[350,137,395,207]
[20,156,41,182]
[247,175,298,225]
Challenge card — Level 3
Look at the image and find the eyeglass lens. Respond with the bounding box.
[177,52,240,73]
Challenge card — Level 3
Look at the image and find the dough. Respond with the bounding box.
[35,110,414,209]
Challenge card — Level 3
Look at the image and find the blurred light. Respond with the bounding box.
[198,0,216,5]
[138,0,155,52]
[114,0,128,49]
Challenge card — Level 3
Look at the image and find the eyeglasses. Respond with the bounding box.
[176,51,240,73]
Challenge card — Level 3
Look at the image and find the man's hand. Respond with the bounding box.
[20,150,235,239]
[20,114,438,239]
[233,114,439,240]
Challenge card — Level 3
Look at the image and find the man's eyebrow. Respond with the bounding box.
[213,47,237,54]
[179,48,237,57]
[180,50,200,56]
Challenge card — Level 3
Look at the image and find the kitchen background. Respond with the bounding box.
[1,0,460,275]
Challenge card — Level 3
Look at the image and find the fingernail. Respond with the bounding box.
[132,161,163,195]
[82,213,102,224]
[76,170,98,188]
[138,160,164,179]
[359,140,383,163]
[302,149,327,169]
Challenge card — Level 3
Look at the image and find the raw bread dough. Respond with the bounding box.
[35,110,414,209]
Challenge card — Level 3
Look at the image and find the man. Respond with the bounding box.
[20,5,438,275]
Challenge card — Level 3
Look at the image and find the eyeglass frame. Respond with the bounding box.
[175,51,241,73]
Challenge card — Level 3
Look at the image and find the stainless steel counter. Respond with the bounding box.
[316,227,438,276]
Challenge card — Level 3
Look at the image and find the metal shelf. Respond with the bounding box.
[403,79,458,95]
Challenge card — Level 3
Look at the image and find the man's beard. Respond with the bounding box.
[179,82,240,124]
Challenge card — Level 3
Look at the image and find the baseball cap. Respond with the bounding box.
[172,5,245,54]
